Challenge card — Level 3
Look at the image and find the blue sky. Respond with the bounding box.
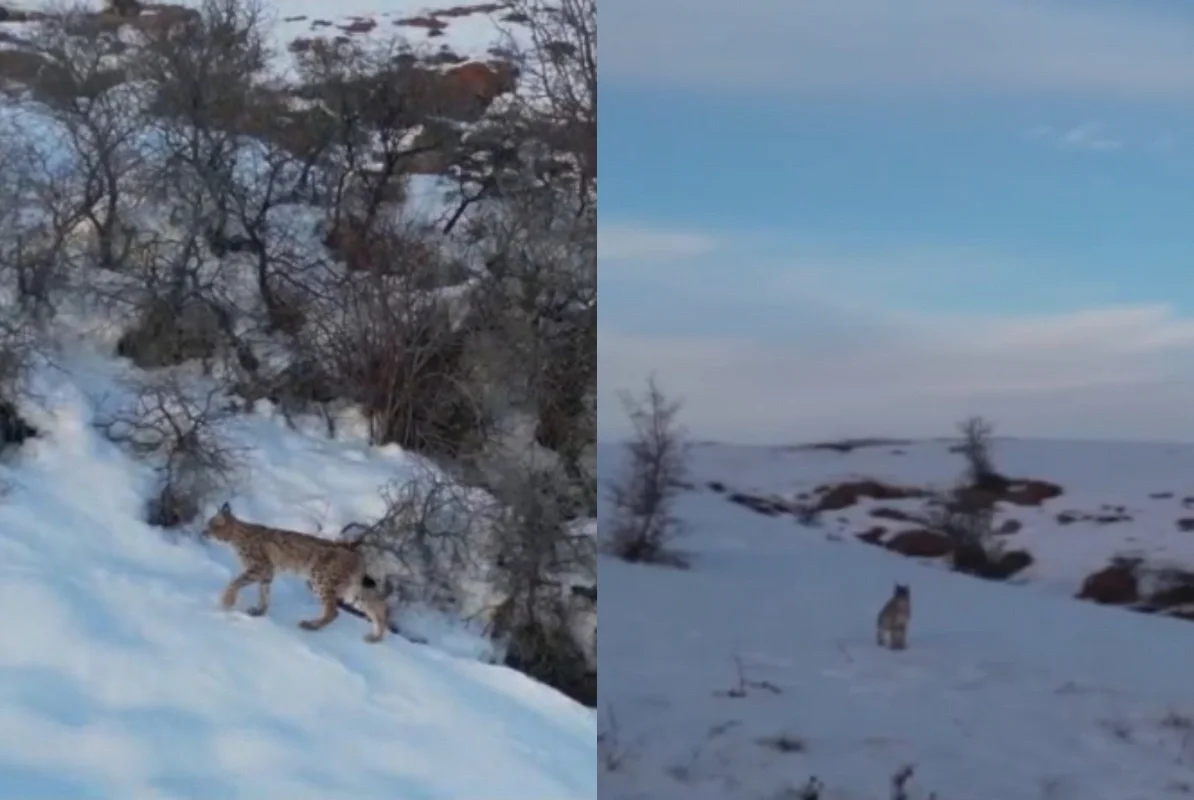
[599,0,1194,443]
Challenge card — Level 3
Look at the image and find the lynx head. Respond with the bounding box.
[204,502,239,542]
[893,582,910,599]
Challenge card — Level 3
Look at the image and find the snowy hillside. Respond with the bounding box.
[684,437,1194,605]
[0,345,595,798]
[0,0,596,787]
[599,439,1194,800]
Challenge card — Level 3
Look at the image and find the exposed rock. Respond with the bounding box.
[727,492,788,517]
[954,545,1034,580]
[814,480,927,512]
[870,506,916,523]
[1077,563,1139,605]
[885,529,951,558]
[856,526,886,545]
[995,518,1022,535]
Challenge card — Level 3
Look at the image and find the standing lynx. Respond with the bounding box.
[204,502,389,643]
[876,583,911,650]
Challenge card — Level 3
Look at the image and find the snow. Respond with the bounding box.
[267,0,513,57]
[0,343,595,799]
[694,438,1194,594]
[257,0,520,84]
[598,439,1194,800]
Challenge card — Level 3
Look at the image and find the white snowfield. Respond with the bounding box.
[0,348,595,800]
[599,440,1194,800]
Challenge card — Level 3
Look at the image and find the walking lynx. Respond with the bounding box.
[204,503,389,643]
[876,583,911,650]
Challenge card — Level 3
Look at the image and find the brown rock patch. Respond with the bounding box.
[856,526,886,545]
[727,492,788,517]
[886,529,952,558]
[814,480,927,512]
[995,518,1022,535]
[1077,562,1139,605]
[870,506,916,523]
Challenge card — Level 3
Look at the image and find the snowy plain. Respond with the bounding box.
[0,342,596,799]
[598,439,1194,800]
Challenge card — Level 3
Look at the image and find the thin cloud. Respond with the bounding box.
[601,0,1194,100]
[1027,123,1121,152]
[600,226,1194,443]
[599,222,720,262]
[598,304,1194,443]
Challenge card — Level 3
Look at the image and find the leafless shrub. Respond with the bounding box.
[446,2,597,496]
[910,493,1034,580]
[292,35,451,247]
[96,372,244,527]
[0,318,39,454]
[22,2,149,274]
[307,258,487,457]
[606,376,689,567]
[345,461,486,613]
[598,707,632,772]
[714,654,783,698]
[133,0,268,244]
[796,777,824,800]
[891,765,916,800]
[233,350,338,435]
[114,292,225,369]
[465,181,595,493]
[486,460,595,705]
[957,414,1000,488]
[0,121,69,321]
[498,0,595,212]
[757,732,806,754]
[916,497,996,553]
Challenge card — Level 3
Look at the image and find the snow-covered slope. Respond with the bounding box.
[598,440,1194,800]
[687,437,1194,595]
[0,347,595,799]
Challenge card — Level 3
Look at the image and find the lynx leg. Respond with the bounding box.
[358,586,388,644]
[299,585,340,631]
[245,576,273,617]
[892,625,907,650]
[221,569,264,610]
[876,626,887,648]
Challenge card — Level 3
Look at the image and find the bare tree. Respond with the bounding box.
[910,497,997,557]
[957,414,1000,488]
[0,122,62,319]
[487,460,595,705]
[133,0,268,253]
[503,0,595,210]
[606,376,689,567]
[465,183,595,490]
[293,37,449,257]
[0,309,40,454]
[344,461,488,612]
[96,373,244,527]
[24,3,149,272]
[305,240,486,456]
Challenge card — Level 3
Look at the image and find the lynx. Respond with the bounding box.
[876,583,911,650]
[204,502,388,643]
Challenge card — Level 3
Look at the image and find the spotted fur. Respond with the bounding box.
[876,582,911,650]
[205,502,388,643]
